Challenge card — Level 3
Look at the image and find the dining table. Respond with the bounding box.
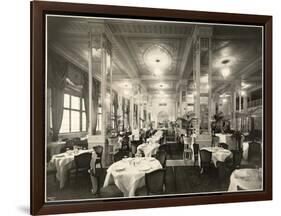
[228,168,262,192]
[103,157,162,197]
[137,142,160,157]
[49,149,97,189]
[216,133,232,144]
[199,146,233,167]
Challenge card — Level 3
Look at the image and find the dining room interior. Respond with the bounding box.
[46,15,263,202]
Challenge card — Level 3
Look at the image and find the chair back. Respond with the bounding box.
[156,150,166,168]
[212,136,220,146]
[76,139,88,149]
[74,152,92,169]
[199,149,212,167]
[230,150,242,168]
[193,143,199,156]
[218,142,229,149]
[93,145,103,157]
[72,137,81,143]
[158,144,169,153]
[183,136,192,151]
[145,169,165,194]
[60,140,74,153]
[113,150,130,162]
[248,142,262,166]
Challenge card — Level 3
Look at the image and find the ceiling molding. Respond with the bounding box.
[105,25,139,79]
[140,75,179,81]
[179,26,197,79]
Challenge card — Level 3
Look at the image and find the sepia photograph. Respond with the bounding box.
[45,14,264,202]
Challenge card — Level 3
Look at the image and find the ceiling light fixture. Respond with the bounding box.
[221,67,230,78]
[154,68,162,76]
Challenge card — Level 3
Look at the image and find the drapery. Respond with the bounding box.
[48,52,67,141]
[92,78,99,134]
[82,75,89,132]
[113,91,118,130]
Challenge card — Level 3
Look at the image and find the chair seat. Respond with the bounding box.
[99,185,123,198]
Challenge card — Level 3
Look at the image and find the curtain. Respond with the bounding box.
[113,92,118,130]
[92,79,99,134]
[82,75,89,132]
[48,53,67,141]
[83,77,100,135]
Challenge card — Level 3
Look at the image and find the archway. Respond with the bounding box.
[157,111,169,128]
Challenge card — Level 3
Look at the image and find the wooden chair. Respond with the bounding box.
[248,141,262,167]
[72,152,92,183]
[76,139,88,149]
[155,150,166,168]
[60,139,74,153]
[93,145,103,168]
[193,143,199,166]
[113,150,130,162]
[136,169,166,196]
[231,150,243,169]
[183,137,192,160]
[199,149,212,174]
[218,142,229,149]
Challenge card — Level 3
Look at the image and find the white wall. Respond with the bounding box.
[2,0,280,215]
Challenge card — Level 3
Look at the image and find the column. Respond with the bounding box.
[88,30,93,135]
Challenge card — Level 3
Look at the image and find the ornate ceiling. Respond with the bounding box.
[47,16,262,97]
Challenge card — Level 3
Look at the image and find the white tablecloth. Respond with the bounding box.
[137,143,160,157]
[199,147,233,167]
[228,168,262,191]
[103,157,162,197]
[47,141,66,158]
[148,130,163,144]
[50,149,97,189]
[216,133,232,144]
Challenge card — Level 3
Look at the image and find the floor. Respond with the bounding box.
[46,142,244,201]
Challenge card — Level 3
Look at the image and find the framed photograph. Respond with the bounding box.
[31,1,272,215]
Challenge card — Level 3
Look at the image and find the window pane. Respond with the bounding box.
[60,110,70,133]
[71,111,80,132]
[64,94,70,108]
[82,98,85,111]
[82,112,86,131]
[71,96,80,110]
[97,114,102,134]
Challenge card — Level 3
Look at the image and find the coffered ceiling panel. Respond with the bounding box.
[48,16,263,97]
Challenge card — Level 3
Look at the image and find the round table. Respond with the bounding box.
[228,168,262,192]
[50,149,97,189]
[103,157,162,197]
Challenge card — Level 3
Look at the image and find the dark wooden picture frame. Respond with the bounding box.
[31,1,272,215]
